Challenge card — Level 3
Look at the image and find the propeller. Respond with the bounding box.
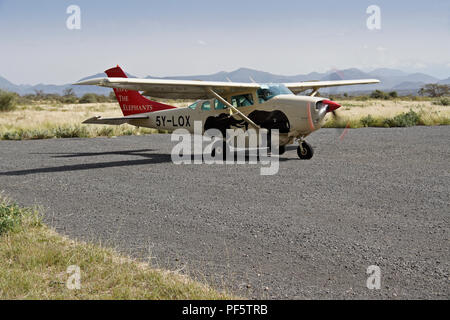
[331,109,340,121]
[320,100,349,140]
[321,100,341,121]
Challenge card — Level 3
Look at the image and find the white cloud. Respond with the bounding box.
[197,40,207,46]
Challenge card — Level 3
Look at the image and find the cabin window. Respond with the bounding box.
[201,101,211,111]
[188,102,198,110]
[214,99,226,110]
[231,94,254,107]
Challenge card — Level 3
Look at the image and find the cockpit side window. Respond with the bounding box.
[258,84,293,103]
[258,88,272,103]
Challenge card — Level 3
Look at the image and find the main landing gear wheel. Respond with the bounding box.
[297,141,314,160]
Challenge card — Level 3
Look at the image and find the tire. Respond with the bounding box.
[297,142,314,160]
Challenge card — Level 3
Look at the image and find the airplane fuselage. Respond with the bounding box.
[127,94,328,147]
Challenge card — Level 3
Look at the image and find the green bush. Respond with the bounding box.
[369,90,398,100]
[62,95,78,104]
[433,97,450,106]
[370,90,388,100]
[388,91,398,99]
[79,93,112,104]
[0,202,23,235]
[354,95,370,101]
[383,110,420,127]
[360,115,377,127]
[0,199,41,235]
[0,90,17,112]
[97,126,115,137]
[54,126,89,138]
[79,93,98,104]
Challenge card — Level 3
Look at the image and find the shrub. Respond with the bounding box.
[79,93,112,104]
[354,95,370,101]
[0,90,17,112]
[383,110,420,127]
[62,95,78,104]
[360,115,377,127]
[54,126,89,138]
[388,91,398,99]
[433,97,450,106]
[79,93,98,104]
[0,201,23,234]
[0,199,41,235]
[97,126,115,137]
[370,90,389,100]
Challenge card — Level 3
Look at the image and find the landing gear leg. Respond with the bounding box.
[297,140,314,160]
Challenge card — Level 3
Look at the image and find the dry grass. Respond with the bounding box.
[323,99,450,128]
[0,197,232,300]
[0,102,189,140]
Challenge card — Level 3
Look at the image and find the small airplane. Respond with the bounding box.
[75,66,379,159]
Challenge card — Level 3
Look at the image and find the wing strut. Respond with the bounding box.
[206,88,260,130]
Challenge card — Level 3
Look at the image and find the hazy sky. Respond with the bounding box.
[0,0,449,84]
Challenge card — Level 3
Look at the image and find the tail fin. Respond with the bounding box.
[105,65,176,116]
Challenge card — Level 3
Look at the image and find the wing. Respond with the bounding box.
[75,77,260,99]
[83,115,149,126]
[284,79,380,94]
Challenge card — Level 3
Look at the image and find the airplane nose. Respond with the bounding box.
[322,100,341,113]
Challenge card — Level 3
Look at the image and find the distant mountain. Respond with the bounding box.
[0,67,448,96]
[0,75,23,92]
[438,77,450,85]
[146,67,321,83]
[402,73,439,83]
[368,68,409,78]
[322,68,371,81]
[78,72,137,81]
[392,81,427,90]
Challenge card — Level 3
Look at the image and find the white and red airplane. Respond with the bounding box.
[75,66,379,159]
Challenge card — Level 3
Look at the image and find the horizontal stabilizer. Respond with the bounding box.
[82,115,149,126]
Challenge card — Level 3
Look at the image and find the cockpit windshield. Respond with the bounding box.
[257,84,293,103]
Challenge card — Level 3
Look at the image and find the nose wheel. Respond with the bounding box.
[297,141,314,160]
